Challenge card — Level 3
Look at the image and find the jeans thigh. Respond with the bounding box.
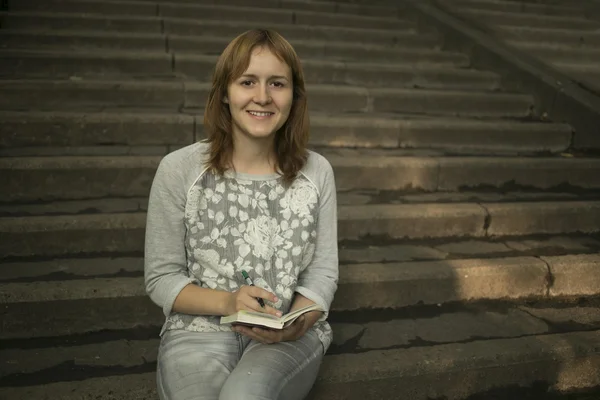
[219,330,324,400]
[157,329,242,400]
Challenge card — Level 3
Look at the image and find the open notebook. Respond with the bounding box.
[220,303,324,330]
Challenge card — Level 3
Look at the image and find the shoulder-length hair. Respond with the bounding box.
[203,29,309,185]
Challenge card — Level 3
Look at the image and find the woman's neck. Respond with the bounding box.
[231,135,277,175]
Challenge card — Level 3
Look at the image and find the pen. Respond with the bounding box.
[241,270,266,308]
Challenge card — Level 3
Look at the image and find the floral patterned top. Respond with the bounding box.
[144,142,339,351]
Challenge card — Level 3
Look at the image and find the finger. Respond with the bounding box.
[244,286,278,303]
[263,305,283,317]
[234,325,273,344]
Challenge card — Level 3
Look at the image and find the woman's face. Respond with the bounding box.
[226,46,294,144]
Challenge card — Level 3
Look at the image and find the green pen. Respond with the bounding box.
[241,270,266,308]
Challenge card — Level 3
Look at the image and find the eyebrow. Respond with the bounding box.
[240,74,290,81]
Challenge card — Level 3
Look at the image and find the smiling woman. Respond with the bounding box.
[144,29,339,400]
[204,29,309,184]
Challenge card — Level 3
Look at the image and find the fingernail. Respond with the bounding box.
[276,312,282,317]
[273,296,279,302]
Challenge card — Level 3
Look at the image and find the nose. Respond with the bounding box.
[253,83,271,105]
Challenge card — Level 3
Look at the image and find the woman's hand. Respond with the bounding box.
[232,315,307,344]
[224,285,282,318]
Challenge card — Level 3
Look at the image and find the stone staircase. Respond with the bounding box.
[438,0,600,92]
[2,0,600,399]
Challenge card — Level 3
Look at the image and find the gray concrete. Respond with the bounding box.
[0,257,144,281]
[411,0,600,150]
[3,331,600,400]
[544,254,600,297]
[338,203,487,240]
[0,197,148,216]
[444,0,585,16]
[458,8,598,29]
[334,257,548,309]
[0,111,194,148]
[339,244,449,263]
[0,308,552,377]
[313,331,600,399]
[0,29,168,51]
[485,201,600,236]
[2,12,163,33]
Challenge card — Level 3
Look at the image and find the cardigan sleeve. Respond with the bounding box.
[295,156,339,320]
[144,154,197,317]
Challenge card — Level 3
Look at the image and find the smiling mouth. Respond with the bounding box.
[247,111,274,117]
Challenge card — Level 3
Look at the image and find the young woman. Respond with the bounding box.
[144,29,339,400]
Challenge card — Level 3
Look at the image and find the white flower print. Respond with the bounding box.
[243,215,284,260]
[280,180,318,219]
[196,249,220,269]
[186,187,208,222]
[238,193,249,208]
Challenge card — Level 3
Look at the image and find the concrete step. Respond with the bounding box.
[10,0,410,30]
[0,29,168,51]
[496,25,600,48]
[3,190,598,217]
[0,49,500,90]
[3,234,600,280]
[4,254,600,310]
[8,0,403,17]
[441,0,585,17]
[0,79,534,117]
[162,17,419,45]
[1,254,599,336]
[2,306,600,400]
[0,11,418,44]
[507,41,600,63]
[2,201,600,258]
[4,154,600,202]
[455,8,599,29]
[0,110,573,155]
[0,30,451,63]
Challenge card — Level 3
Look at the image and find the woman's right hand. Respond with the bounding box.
[224,286,282,317]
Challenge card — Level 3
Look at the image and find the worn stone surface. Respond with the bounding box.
[335,257,548,309]
[353,309,548,350]
[0,257,143,281]
[505,236,600,252]
[486,201,600,236]
[0,110,194,148]
[340,244,448,263]
[338,203,487,239]
[435,240,512,255]
[0,197,148,217]
[544,254,600,297]
[520,306,600,327]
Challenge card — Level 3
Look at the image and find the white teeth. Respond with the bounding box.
[248,111,272,117]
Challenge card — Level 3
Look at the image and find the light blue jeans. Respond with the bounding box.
[156,328,324,400]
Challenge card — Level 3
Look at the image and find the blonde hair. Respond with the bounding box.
[203,29,309,185]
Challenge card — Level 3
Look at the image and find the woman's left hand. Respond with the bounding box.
[232,316,306,344]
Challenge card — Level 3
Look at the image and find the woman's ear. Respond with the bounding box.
[222,96,229,104]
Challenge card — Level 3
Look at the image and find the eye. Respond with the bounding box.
[240,80,254,86]
[271,81,285,88]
